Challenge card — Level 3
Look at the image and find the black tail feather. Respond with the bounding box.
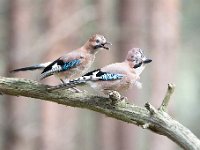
[10,62,51,73]
[10,65,44,73]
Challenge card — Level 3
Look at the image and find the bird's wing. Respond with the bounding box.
[67,69,125,85]
[40,57,81,80]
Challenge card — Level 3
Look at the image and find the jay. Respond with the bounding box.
[10,34,111,84]
[56,48,152,94]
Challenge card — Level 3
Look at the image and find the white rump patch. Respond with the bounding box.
[52,63,62,72]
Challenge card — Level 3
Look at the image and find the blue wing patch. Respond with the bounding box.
[62,59,81,71]
[100,73,124,81]
[40,59,81,79]
[82,69,124,81]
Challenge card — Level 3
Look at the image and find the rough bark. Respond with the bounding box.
[0,76,199,150]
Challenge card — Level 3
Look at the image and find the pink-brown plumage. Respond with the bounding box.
[65,48,152,94]
[55,48,95,80]
[11,34,111,83]
[92,61,139,93]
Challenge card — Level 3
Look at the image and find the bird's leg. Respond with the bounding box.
[61,79,83,93]
[47,78,83,93]
[47,79,70,91]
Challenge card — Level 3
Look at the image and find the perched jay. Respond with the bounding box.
[57,48,152,94]
[10,34,111,84]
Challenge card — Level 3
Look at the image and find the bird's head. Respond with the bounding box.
[126,48,152,69]
[84,34,112,53]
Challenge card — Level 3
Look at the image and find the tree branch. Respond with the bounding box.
[0,76,200,150]
[159,83,175,112]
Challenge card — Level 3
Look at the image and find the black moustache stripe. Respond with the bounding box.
[94,45,103,49]
[133,62,143,68]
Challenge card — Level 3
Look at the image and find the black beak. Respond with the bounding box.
[101,42,112,50]
[143,59,152,64]
[133,59,152,69]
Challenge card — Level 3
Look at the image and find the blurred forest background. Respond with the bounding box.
[0,0,199,150]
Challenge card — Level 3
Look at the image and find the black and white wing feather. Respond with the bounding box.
[40,58,81,80]
[67,69,125,85]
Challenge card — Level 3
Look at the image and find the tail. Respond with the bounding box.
[10,62,51,73]
[66,69,125,87]
[48,69,125,90]
[48,69,101,90]
[68,76,93,85]
[47,76,91,90]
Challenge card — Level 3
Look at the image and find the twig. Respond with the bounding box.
[159,83,175,112]
[145,102,157,115]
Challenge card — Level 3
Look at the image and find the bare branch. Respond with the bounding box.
[159,83,175,112]
[0,76,199,150]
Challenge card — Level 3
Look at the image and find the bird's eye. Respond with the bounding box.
[96,39,100,43]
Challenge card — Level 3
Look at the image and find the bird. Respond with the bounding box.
[10,34,112,84]
[55,48,152,95]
